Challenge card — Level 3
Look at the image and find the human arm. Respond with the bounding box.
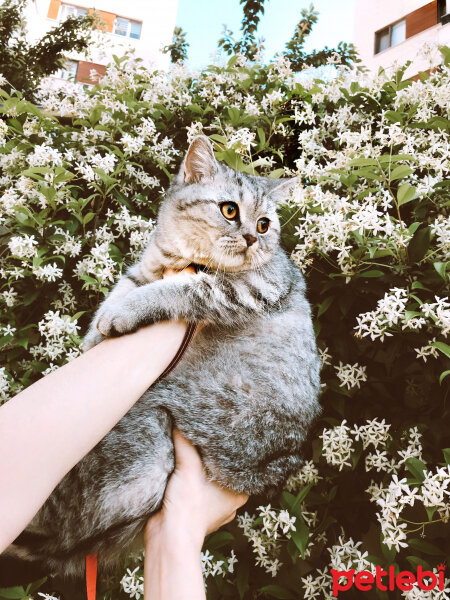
[0,319,189,553]
[144,430,248,600]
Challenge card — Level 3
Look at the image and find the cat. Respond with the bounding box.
[1,135,321,582]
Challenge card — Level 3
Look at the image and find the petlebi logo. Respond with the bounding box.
[331,564,446,596]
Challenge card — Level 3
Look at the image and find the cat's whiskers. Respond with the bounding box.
[212,249,227,287]
[251,255,275,316]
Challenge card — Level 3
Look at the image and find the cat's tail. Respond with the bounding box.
[0,515,148,585]
[0,532,49,586]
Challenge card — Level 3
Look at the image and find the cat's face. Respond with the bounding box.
[159,136,293,272]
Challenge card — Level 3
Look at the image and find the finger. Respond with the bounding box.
[172,429,203,472]
[235,493,249,508]
[223,510,237,525]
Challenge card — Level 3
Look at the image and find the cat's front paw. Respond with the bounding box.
[82,328,105,352]
[96,305,137,337]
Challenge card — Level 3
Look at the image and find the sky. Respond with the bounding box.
[176,0,356,70]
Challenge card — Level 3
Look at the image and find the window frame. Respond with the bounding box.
[438,0,450,24]
[112,16,142,40]
[57,59,79,81]
[374,18,406,54]
[59,3,88,20]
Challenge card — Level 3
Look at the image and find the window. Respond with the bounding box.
[438,0,450,23]
[375,19,406,54]
[60,4,88,19]
[57,59,79,80]
[113,17,142,39]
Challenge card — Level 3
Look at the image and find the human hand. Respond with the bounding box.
[145,430,248,550]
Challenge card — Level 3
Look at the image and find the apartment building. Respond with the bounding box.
[354,0,450,76]
[21,0,178,84]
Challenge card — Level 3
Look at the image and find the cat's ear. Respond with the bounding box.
[265,177,298,203]
[180,135,218,184]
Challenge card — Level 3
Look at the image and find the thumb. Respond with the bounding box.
[172,429,204,473]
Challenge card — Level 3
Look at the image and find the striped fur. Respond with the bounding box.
[1,136,321,582]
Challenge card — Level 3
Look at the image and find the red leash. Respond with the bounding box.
[85,321,197,598]
[86,554,97,600]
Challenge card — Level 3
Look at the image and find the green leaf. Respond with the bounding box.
[205,531,234,551]
[236,561,249,600]
[384,110,405,123]
[442,448,450,464]
[268,168,286,179]
[408,222,421,235]
[389,165,413,181]
[408,226,431,263]
[432,341,450,359]
[440,370,450,385]
[0,588,26,600]
[258,585,296,599]
[358,269,384,278]
[317,296,334,317]
[397,183,416,206]
[281,485,313,517]
[425,506,436,521]
[381,540,396,563]
[433,262,447,280]
[405,457,427,482]
[353,167,381,180]
[257,127,266,151]
[290,515,310,559]
[378,154,415,163]
[83,212,96,226]
[93,169,117,186]
[406,556,433,572]
[408,538,442,556]
[227,107,241,126]
[227,54,240,67]
[26,578,47,595]
[411,281,430,291]
[349,158,378,167]
[404,310,422,323]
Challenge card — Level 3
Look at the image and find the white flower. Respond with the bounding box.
[121,133,145,154]
[0,119,7,144]
[90,152,117,173]
[355,288,409,341]
[352,419,391,449]
[186,121,204,143]
[52,228,82,258]
[120,566,144,599]
[28,143,63,167]
[318,347,332,368]
[33,263,63,282]
[226,127,256,154]
[200,548,236,579]
[419,465,450,508]
[335,361,367,389]
[0,367,12,403]
[320,421,354,470]
[286,460,321,491]
[8,234,38,259]
[0,324,16,336]
[1,289,18,307]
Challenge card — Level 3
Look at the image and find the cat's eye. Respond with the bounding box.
[220,202,239,221]
[257,218,270,234]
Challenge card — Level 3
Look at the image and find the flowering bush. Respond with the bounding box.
[1,48,449,599]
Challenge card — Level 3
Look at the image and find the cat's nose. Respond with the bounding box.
[243,234,257,247]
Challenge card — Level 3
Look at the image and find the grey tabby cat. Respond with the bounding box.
[1,135,320,580]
